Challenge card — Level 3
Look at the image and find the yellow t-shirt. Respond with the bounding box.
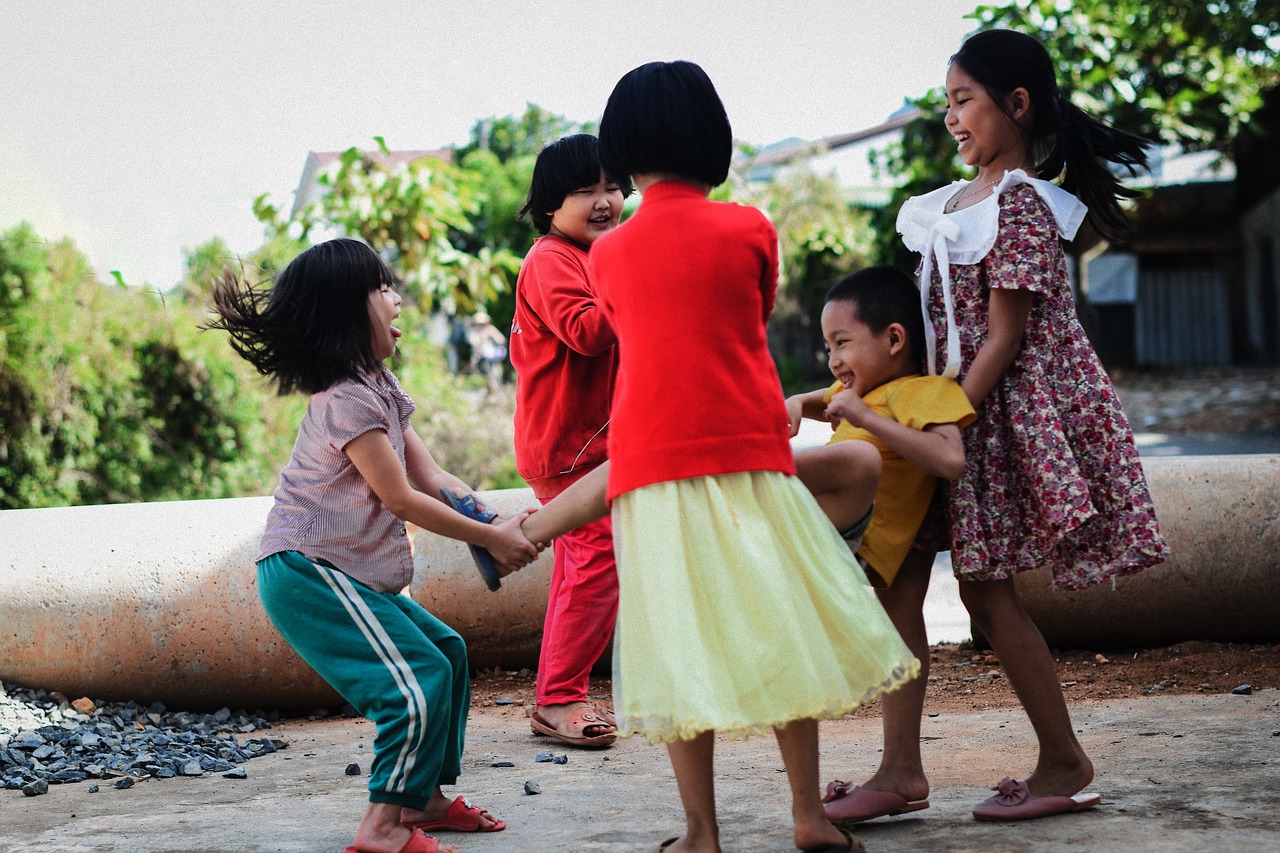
[823,374,976,586]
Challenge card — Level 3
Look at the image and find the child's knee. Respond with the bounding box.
[433,630,468,673]
[957,578,1019,630]
[838,440,882,485]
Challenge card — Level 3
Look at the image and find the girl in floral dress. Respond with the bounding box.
[822,29,1169,826]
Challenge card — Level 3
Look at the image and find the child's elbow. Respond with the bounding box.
[381,490,415,520]
[939,451,967,481]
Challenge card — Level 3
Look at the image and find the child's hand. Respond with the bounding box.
[486,511,542,576]
[517,506,555,551]
[824,389,871,429]
[784,394,804,437]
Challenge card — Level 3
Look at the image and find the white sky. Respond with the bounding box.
[0,1,980,289]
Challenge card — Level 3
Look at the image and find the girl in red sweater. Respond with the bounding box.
[510,134,631,748]
[517,61,916,853]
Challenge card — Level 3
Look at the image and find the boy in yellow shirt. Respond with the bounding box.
[787,264,976,825]
[788,265,976,588]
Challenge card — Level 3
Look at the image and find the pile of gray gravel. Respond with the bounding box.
[1,681,289,797]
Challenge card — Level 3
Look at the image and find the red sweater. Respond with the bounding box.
[510,235,617,490]
[591,181,795,502]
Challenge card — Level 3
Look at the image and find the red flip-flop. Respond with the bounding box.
[402,795,506,833]
[345,828,442,853]
[972,776,1101,821]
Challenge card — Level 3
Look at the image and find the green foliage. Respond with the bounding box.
[867,1,1279,267]
[730,166,876,389]
[173,236,236,304]
[457,147,538,254]
[975,0,1280,153]
[259,139,499,315]
[0,223,283,508]
[868,91,964,270]
[457,103,593,163]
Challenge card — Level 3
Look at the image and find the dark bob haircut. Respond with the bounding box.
[517,134,633,234]
[826,265,926,369]
[205,238,394,395]
[599,60,732,187]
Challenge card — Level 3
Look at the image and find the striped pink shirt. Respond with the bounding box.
[258,366,417,592]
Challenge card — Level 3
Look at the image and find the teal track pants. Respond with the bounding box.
[257,551,469,807]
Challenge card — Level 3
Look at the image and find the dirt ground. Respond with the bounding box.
[469,639,1280,722]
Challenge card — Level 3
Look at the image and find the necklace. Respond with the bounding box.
[945,178,1000,213]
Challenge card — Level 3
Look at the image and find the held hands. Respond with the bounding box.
[486,511,545,577]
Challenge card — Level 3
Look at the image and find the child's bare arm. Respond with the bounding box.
[785,389,836,437]
[825,390,966,480]
[345,427,540,568]
[399,426,469,498]
[521,462,610,545]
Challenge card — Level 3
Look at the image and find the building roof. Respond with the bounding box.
[738,108,922,184]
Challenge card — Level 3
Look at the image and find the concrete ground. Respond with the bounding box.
[2,690,1276,853]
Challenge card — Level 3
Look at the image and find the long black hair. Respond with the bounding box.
[951,29,1152,240]
[204,238,394,395]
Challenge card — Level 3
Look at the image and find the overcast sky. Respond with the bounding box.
[0,1,980,289]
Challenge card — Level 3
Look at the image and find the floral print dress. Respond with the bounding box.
[899,172,1168,590]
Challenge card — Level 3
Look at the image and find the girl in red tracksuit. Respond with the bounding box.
[510,133,631,748]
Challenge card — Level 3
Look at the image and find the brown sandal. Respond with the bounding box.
[530,705,617,748]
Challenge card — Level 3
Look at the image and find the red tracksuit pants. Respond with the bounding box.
[534,480,619,707]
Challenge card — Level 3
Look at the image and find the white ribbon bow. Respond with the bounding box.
[901,206,962,379]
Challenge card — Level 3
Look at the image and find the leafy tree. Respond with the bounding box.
[730,165,876,389]
[457,147,537,254]
[173,236,237,304]
[456,103,592,164]
[974,0,1280,154]
[0,223,281,508]
[255,138,503,315]
[867,1,1280,268]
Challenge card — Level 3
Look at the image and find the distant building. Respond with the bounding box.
[739,103,920,207]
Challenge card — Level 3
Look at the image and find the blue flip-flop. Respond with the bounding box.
[440,487,502,591]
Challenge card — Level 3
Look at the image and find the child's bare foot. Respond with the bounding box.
[850,768,930,806]
[1025,750,1094,797]
[657,833,722,853]
[400,789,505,832]
[795,819,863,852]
[353,802,462,853]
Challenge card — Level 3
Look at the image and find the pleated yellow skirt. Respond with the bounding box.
[610,471,919,743]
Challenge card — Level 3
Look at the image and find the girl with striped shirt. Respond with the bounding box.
[207,238,538,853]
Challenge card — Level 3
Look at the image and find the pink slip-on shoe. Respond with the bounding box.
[822,780,929,824]
[972,776,1101,821]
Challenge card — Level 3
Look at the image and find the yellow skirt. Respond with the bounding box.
[610,471,918,743]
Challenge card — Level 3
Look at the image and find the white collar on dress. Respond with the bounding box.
[895,169,1087,377]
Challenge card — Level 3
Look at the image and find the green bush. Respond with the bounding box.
[0,223,522,509]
